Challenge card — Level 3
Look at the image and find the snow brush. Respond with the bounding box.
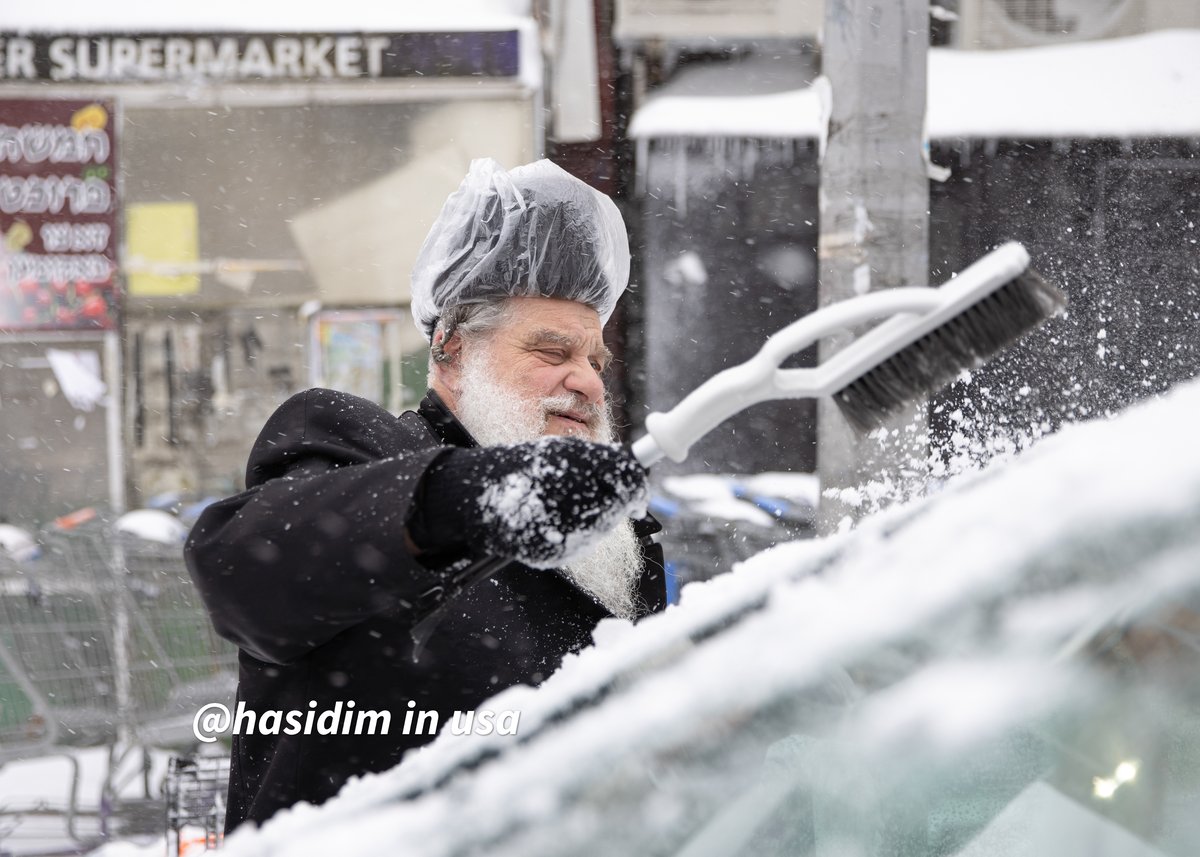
[631,241,1066,465]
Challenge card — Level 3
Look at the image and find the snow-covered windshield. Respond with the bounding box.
[215,373,1200,857]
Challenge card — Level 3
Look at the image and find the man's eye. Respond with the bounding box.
[590,360,605,373]
[538,349,566,363]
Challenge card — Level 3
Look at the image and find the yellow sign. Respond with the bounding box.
[126,201,200,296]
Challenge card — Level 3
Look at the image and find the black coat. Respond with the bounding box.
[185,388,666,831]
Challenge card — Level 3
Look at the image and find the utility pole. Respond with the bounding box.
[817,0,931,533]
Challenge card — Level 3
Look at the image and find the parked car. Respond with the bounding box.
[651,471,818,601]
[219,376,1200,857]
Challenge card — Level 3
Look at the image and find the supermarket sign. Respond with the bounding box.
[0,32,520,82]
[0,98,118,331]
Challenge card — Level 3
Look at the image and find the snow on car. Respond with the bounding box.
[219,376,1200,856]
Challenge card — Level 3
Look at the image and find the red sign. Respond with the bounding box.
[0,99,118,331]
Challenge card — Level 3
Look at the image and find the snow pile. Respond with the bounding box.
[630,29,1200,141]
[217,377,1200,856]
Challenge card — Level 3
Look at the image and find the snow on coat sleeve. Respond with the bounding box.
[184,388,451,665]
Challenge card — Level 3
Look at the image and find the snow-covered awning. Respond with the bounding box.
[0,0,533,33]
[629,86,828,141]
[628,54,823,140]
[0,1,541,90]
[630,29,1200,141]
[929,29,1200,140]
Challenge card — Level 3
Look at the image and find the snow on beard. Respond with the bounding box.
[455,344,642,620]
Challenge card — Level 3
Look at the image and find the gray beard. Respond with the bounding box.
[556,518,643,621]
[454,349,643,620]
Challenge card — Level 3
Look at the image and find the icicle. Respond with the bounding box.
[673,139,688,218]
[634,138,649,197]
[742,140,759,181]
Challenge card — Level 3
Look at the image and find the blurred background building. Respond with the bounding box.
[1,0,1198,527]
[0,3,548,524]
[619,0,1200,480]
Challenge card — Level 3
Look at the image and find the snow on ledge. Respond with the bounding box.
[630,29,1200,141]
[928,29,1200,140]
[629,84,828,141]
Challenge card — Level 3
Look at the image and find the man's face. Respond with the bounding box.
[448,297,614,443]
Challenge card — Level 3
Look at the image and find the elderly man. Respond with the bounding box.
[185,159,666,832]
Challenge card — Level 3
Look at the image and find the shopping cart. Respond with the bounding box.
[118,535,238,748]
[0,534,120,753]
[0,521,238,851]
[165,754,230,855]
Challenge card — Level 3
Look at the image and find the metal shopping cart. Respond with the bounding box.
[0,520,237,852]
[165,754,230,856]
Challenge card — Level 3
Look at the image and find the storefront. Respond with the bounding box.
[0,6,543,524]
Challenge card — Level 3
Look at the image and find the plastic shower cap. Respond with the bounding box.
[410,158,630,340]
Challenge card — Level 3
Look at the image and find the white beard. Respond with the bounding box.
[555,517,643,621]
[454,347,614,446]
[454,347,644,620]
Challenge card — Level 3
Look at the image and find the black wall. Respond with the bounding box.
[637,138,820,475]
[928,139,1200,453]
[636,136,1200,473]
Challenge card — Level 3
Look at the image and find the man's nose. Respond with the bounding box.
[564,359,605,405]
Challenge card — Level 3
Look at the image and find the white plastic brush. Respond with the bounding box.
[632,241,1066,464]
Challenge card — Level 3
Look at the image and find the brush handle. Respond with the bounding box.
[633,287,945,465]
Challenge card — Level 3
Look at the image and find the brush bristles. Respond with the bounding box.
[833,267,1067,433]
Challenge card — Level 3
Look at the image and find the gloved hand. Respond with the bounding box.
[408,436,648,568]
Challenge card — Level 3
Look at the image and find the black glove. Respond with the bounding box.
[408,436,648,568]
